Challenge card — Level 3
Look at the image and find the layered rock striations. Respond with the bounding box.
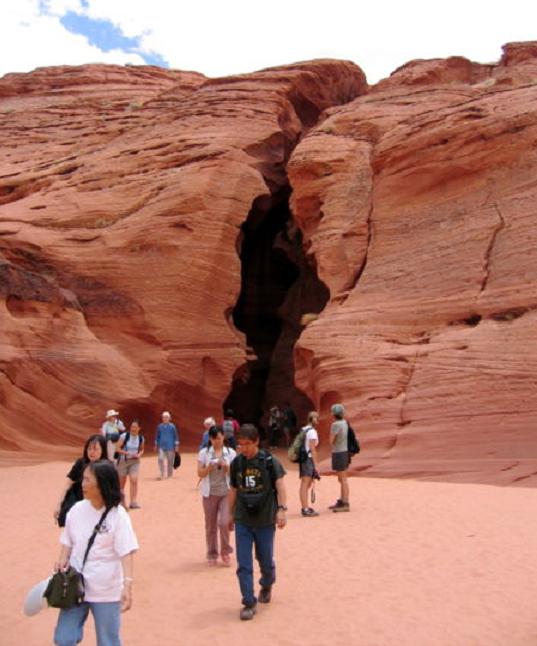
[1,44,537,484]
[0,60,365,453]
[289,42,537,485]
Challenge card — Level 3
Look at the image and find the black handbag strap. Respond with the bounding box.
[81,507,110,571]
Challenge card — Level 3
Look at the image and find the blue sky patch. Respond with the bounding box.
[59,10,168,67]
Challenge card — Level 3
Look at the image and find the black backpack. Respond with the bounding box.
[347,424,360,456]
[236,450,277,515]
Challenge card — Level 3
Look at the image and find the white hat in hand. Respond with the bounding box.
[23,577,51,616]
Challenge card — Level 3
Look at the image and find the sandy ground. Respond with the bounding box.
[3,452,537,646]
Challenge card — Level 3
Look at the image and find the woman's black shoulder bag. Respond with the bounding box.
[45,507,110,609]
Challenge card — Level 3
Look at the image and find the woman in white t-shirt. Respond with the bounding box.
[299,411,320,517]
[197,426,236,566]
[52,460,139,646]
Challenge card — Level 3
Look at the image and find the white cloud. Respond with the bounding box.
[0,1,144,77]
[1,0,536,82]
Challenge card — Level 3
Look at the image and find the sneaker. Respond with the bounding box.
[301,507,319,517]
[221,555,231,567]
[332,502,350,512]
[129,502,141,509]
[207,559,217,567]
[328,499,343,510]
[258,586,272,603]
[240,606,257,620]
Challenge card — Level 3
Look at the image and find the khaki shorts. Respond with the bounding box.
[117,458,140,477]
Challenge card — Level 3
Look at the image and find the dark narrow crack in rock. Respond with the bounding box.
[511,470,537,484]
[480,202,505,293]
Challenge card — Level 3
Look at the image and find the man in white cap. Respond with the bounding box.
[101,409,126,461]
[155,411,179,479]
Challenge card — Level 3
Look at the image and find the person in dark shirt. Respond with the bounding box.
[282,402,297,447]
[53,434,108,527]
[228,424,287,621]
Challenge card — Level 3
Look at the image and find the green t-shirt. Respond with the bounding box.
[230,450,286,528]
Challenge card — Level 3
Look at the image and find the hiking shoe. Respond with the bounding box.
[240,606,257,620]
[332,502,350,512]
[328,499,344,510]
[258,587,272,604]
[301,507,319,517]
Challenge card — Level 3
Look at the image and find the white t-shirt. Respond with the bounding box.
[197,446,236,497]
[61,499,139,602]
[303,425,319,458]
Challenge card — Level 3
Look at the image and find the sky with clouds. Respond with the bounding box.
[1,0,536,83]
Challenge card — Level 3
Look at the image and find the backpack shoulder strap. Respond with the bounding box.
[260,449,276,488]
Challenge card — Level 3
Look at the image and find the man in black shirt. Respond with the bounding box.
[229,424,288,620]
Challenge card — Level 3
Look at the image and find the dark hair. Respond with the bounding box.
[208,425,224,440]
[237,423,259,442]
[83,434,107,462]
[85,460,122,508]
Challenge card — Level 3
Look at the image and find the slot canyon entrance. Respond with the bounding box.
[224,189,329,436]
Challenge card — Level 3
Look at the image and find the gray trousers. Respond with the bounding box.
[157,449,175,478]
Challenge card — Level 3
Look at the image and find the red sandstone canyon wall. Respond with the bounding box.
[290,43,537,485]
[1,45,536,484]
[0,60,366,453]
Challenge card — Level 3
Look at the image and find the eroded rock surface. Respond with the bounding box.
[2,44,537,485]
[0,60,366,452]
[289,42,537,485]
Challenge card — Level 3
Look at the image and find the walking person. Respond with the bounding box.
[197,427,236,566]
[53,434,108,527]
[199,417,216,450]
[52,460,138,646]
[267,405,282,448]
[329,403,350,512]
[222,409,239,449]
[101,410,126,462]
[155,411,179,479]
[299,411,320,517]
[116,420,145,509]
[228,424,287,621]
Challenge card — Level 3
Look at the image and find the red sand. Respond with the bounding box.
[3,452,537,646]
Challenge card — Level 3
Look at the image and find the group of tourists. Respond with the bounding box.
[46,402,355,643]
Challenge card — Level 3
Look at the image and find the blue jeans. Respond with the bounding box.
[235,522,276,607]
[54,601,121,646]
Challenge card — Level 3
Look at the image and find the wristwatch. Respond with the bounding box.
[277,505,288,511]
